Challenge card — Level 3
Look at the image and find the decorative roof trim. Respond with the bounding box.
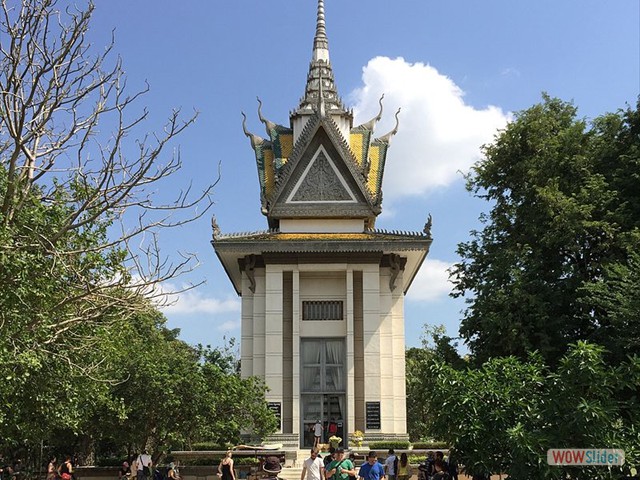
[354,94,385,131]
[257,97,278,135]
[373,108,401,144]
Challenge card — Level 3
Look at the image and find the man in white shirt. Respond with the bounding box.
[137,450,152,480]
[300,448,324,480]
[384,449,397,480]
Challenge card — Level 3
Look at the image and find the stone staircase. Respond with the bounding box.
[277,466,304,480]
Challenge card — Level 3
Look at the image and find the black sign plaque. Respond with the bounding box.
[366,401,381,430]
[267,401,282,430]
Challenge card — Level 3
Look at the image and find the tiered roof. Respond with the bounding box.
[212,0,433,295]
[241,0,401,228]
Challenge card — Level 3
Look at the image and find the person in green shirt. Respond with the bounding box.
[325,449,356,480]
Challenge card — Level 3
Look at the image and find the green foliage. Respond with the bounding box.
[410,441,449,449]
[406,326,465,441]
[0,0,264,467]
[428,342,640,479]
[367,441,411,449]
[190,443,231,451]
[452,96,640,365]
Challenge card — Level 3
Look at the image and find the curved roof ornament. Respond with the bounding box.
[375,107,401,144]
[242,112,267,148]
[257,97,277,135]
[357,94,385,130]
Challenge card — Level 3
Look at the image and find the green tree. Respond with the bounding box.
[428,342,640,480]
[405,325,464,441]
[0,0,215,453]
[452,96,640,364]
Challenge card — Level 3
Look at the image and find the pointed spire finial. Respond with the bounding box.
[293,0,348,116]
[313,0,329,62]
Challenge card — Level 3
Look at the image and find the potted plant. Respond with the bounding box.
[349,430,364,448]
[329,435,342,449]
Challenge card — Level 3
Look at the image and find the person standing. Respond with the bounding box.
[383,450,397,480]
[397,453,410,480]
[325,448,356,480]
[357,452,385,480]
[218,451,235,480]
[46,457,57,480]
[58,456,73,480]
[136,450,152,480]
[313,420,324,448]
[301,448,324,480]
[431,460,449,480]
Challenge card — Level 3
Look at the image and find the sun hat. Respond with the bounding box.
[262,457,282,474]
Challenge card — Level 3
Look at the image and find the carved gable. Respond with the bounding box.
[268,121,378,222]
[288,145,357,203]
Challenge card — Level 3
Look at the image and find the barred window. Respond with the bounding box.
[302,301,343,321]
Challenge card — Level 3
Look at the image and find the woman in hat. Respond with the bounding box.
[262,456,282,480]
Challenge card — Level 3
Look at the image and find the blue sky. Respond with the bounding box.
[89,1,639,350]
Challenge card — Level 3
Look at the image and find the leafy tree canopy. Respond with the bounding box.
[452,95,640,365]
[428,342,640,480]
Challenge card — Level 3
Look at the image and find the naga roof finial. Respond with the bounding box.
[257,97,276,135]
[242,112,267,149]
[358,94,385,130]
[375,107,401,144]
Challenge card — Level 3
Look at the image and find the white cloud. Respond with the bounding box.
[406,258,454,303]
[349,56,510,200]
[216,319,241,332]
[159,285,240,316]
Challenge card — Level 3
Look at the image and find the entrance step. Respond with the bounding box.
[278,466,303,480]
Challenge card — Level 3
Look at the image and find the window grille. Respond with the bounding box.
[302,301,343,321]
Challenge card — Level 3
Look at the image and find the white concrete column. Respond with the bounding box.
[379,269,394,431]
[346,268,355,442]
[265,265,284,432]
[391,270,407,434]
[240,272,254,378]
[362,265,382,433]
[252,269,266,379]
[292,268,301,437]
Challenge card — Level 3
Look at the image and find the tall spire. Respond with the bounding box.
[313,0,329,62]
[294,0,346,115]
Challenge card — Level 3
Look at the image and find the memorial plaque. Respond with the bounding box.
[366,401,381,430]
[267,401,282,429]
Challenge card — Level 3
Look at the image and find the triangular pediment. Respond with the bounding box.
[287,145,357,204]
[268,119,379,222]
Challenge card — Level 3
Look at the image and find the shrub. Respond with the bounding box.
[411,441,449,449]
[191,443,230,451]
[368,441,411,450]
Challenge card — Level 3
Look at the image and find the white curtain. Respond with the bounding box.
[325,340,344,391]
[302,341,322,391]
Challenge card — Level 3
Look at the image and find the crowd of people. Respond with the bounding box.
[116,451,179,480]
[299,447,458,480]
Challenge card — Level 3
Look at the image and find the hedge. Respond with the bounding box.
[367,441,411,450]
